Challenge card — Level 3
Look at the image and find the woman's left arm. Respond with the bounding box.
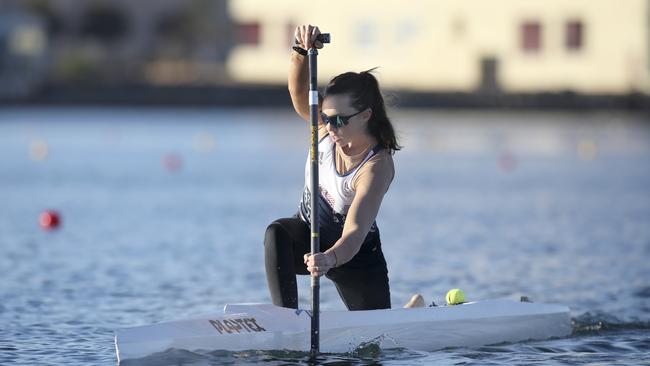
[305,157,394,276]
[329,163,391,264]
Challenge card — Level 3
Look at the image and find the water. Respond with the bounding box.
[1,106,649,365]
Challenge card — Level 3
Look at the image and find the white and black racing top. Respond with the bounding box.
[298,133,383,245]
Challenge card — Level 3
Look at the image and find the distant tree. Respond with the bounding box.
[80,4,129,42]
[25,0,63,36]
[156,12,194,44]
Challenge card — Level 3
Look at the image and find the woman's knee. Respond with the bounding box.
[264,222,284,247]
[265,219,297,251]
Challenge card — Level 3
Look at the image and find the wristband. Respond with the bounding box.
[292,38,308,56]
[292,45,308,56]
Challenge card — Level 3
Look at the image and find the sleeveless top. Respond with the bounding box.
[298,133,384,248]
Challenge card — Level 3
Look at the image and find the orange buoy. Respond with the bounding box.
[29,139,49,161]
[39,210,61,230]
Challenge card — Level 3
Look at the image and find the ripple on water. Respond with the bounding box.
[633,286,650,298]
[630,337,650,352]
[120,347,435,366]
[572,311,650,337]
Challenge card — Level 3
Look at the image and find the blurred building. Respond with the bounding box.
[227,0,650,95]
[0,0,233,87]
[1,0,649,103]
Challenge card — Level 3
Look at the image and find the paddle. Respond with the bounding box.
[308,43,321,360]
[307,32,330,358]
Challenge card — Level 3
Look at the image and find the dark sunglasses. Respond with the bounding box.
[320,109,365,128]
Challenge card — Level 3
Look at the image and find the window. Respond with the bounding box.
[356,22,375,49]
[236,22,260,45]
[521,21,542,53]
[566,20,583,51]
[396,20,418,43]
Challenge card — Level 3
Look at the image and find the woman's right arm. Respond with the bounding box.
[288,24,324,123]
[288,52,310,121]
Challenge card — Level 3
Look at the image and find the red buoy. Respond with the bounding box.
[163,153,183,172]
[39,210,61,230]
[498,151,517,173]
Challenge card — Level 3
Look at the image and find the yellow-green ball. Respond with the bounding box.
[446,289,466,305]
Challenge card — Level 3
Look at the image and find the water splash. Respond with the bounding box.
[572,312,650,335]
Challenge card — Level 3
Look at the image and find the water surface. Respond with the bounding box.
[1,107,649,365]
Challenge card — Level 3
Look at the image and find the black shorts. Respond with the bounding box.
[264,216,391,310]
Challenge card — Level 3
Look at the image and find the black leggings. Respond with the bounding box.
[264,216,391,311]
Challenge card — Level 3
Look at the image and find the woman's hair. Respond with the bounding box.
[323,68,401,154]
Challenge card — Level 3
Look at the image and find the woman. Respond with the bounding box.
[264,24,401,311]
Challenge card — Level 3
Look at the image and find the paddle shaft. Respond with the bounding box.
[308,47,320,357]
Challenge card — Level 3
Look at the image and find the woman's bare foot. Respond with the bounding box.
[403,293,425,308]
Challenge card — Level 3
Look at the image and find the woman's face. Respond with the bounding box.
[321,94,371,147]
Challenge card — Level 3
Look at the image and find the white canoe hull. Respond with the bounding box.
[115,299,571,362]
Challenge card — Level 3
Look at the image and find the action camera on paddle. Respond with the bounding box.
[316,33,330,44]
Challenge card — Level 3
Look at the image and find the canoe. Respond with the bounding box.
[115,298,571,362]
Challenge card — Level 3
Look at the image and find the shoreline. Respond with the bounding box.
[2,84,649,111]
